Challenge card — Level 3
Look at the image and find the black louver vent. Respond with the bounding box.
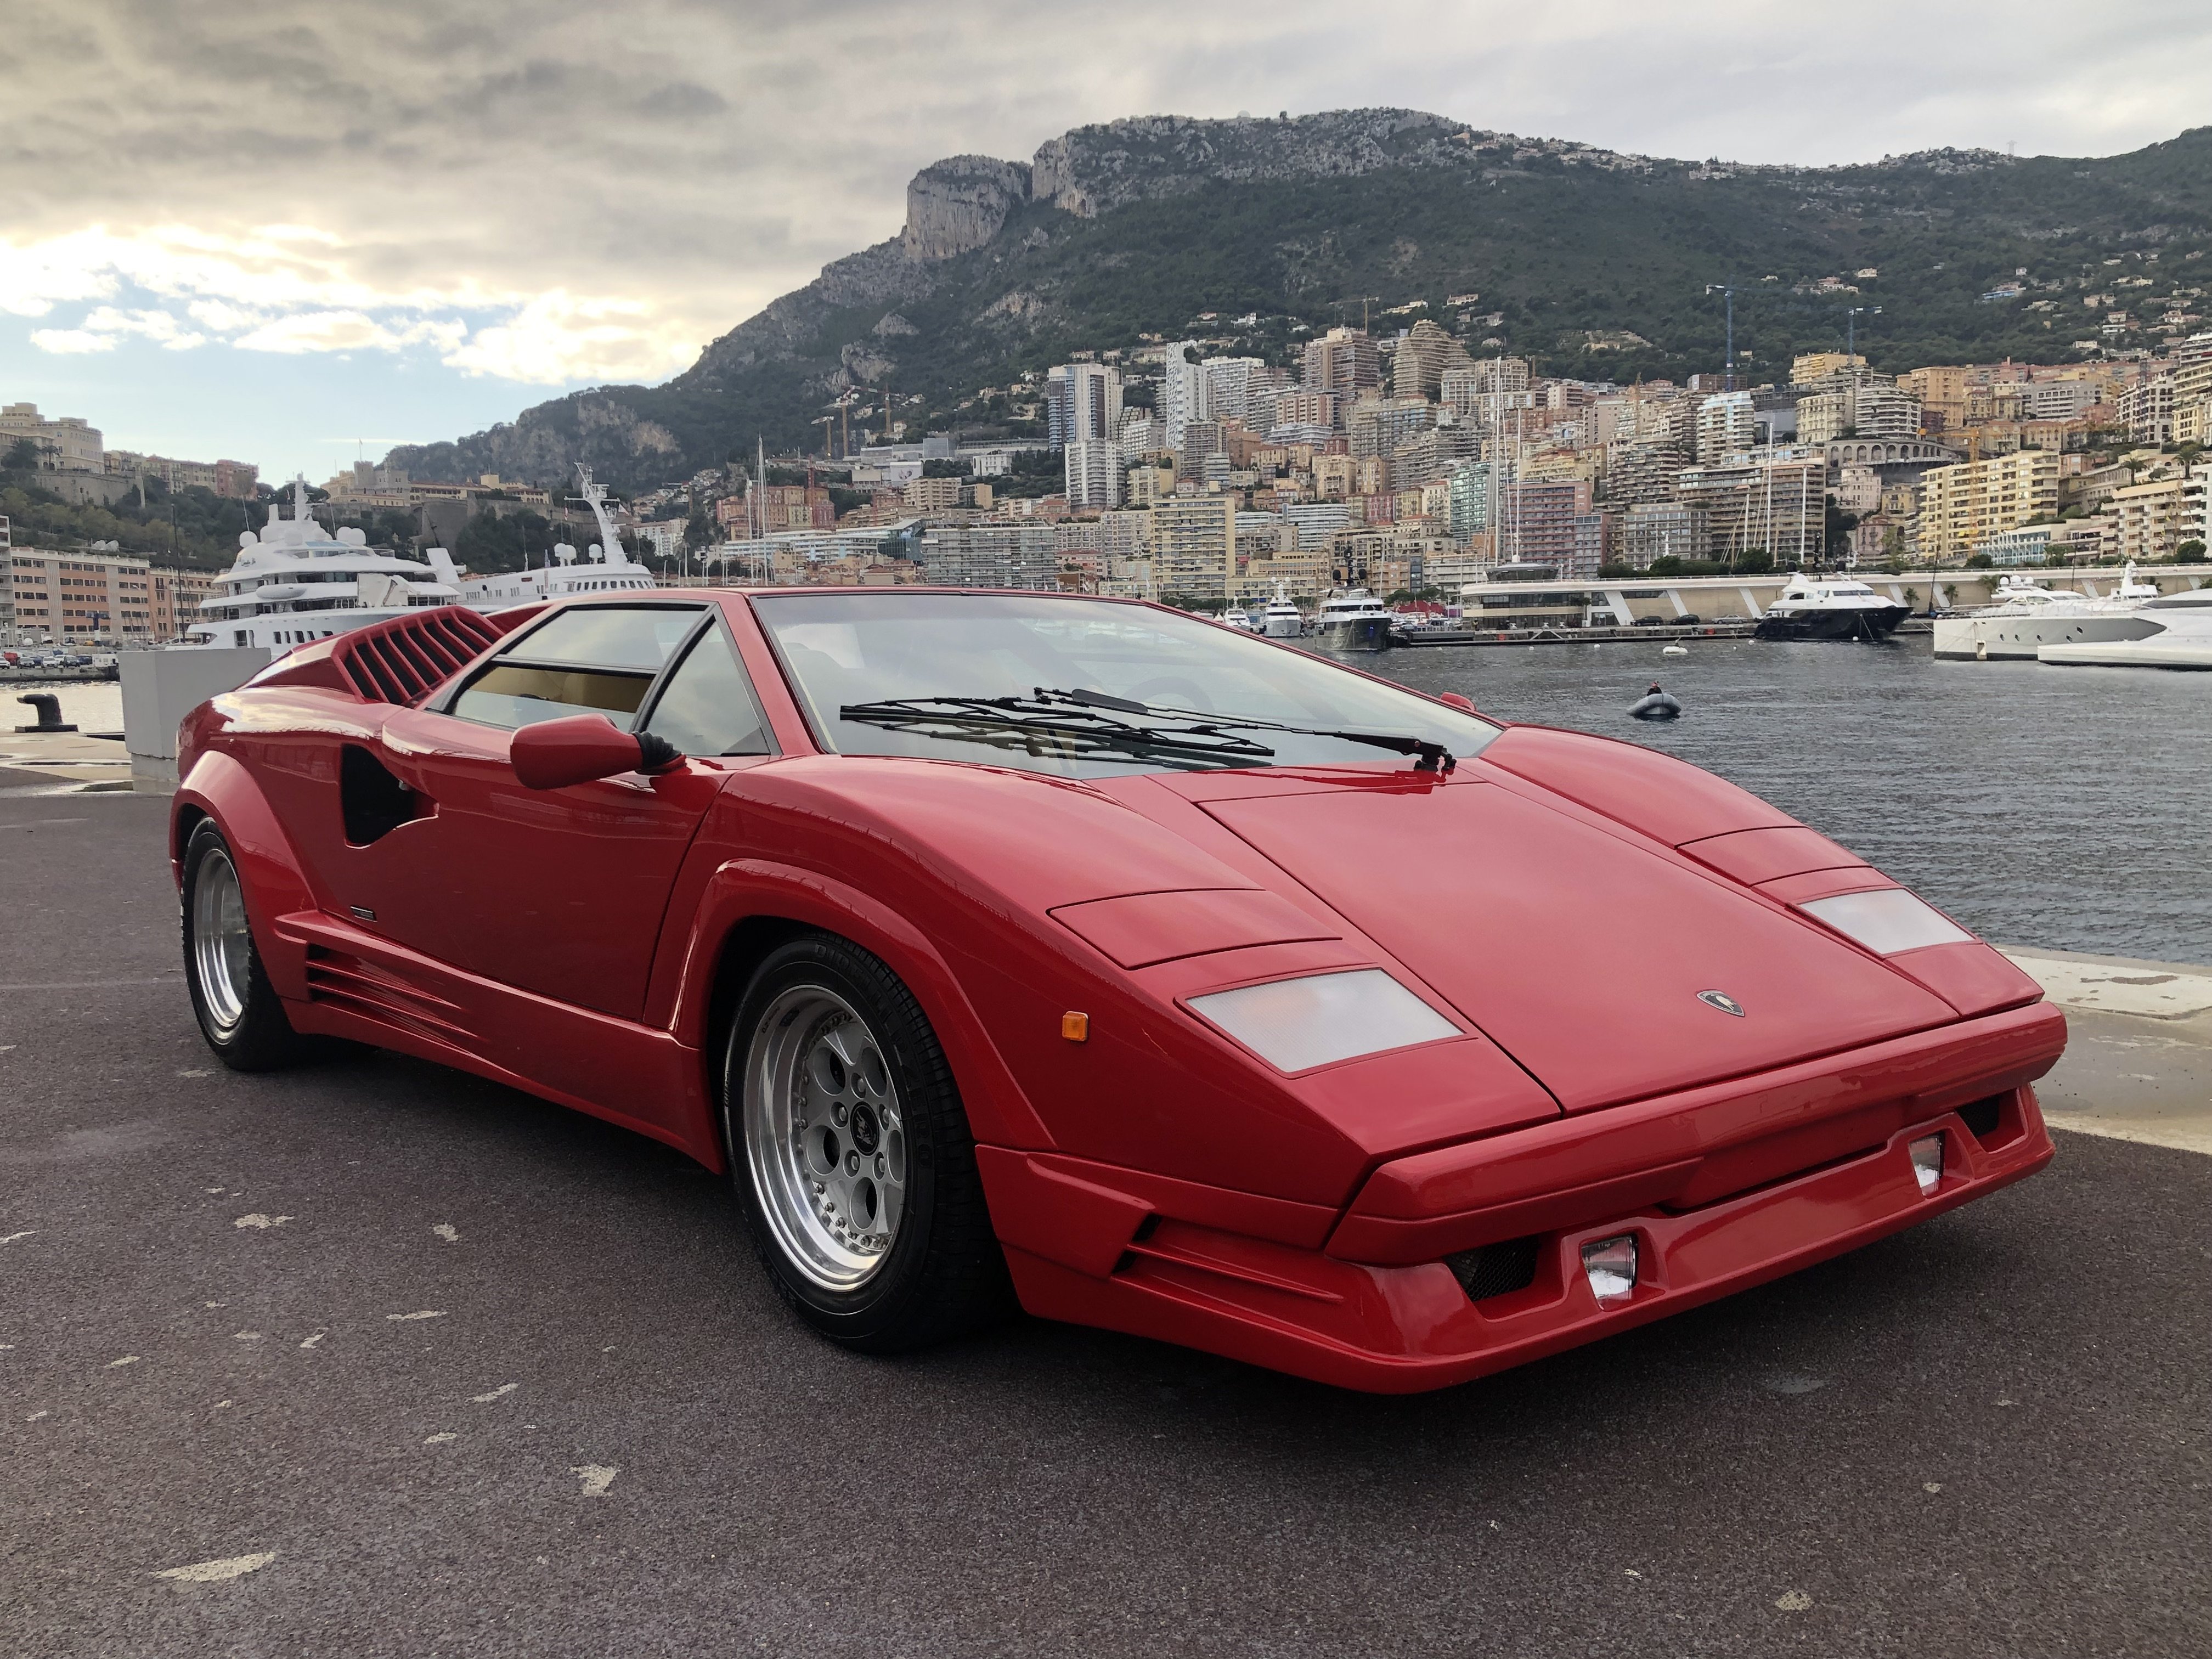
[1447,1236,1542,1303]
[331,607,506,705]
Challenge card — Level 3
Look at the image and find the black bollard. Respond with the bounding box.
[14,692,78,733]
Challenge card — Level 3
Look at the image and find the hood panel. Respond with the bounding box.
[1204,782,1956,1113]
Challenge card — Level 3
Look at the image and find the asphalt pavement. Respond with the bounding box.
[3,785,2207,1658]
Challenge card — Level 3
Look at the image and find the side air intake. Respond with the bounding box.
[330,607,508,705]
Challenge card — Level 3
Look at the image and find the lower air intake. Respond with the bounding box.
[1446,1236,1542,1303]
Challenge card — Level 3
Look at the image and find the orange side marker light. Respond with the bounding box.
[1062,1011,1090,1043]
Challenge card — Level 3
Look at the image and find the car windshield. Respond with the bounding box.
[752,592,1499,777]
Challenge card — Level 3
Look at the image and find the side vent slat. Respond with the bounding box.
[330,607,506,706]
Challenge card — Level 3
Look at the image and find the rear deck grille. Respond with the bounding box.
[1447,1236,1542,1303]
[331,608,506,705]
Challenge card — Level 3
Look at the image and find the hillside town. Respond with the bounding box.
[9,279,2212,641]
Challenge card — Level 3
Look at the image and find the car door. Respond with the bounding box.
[343,603,775,1021]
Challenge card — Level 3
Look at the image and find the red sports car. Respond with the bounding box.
[171,591,2063,1392]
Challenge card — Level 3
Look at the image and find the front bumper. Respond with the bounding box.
[984,1003,2063,1393]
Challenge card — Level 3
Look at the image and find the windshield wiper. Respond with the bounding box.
[836,695,1278,765]
[837,690,1454,774]
[1034,687,1456,773]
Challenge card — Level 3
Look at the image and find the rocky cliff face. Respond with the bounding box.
[900,155,1034,259]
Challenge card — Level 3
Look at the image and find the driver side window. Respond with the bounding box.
[642,625,771,757]
[450,605,701,731]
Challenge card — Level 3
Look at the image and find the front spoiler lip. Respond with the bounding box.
[997,1088,2055,1395]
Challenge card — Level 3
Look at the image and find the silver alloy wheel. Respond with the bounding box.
[742,985,909,1291]
[191,847,253,1035]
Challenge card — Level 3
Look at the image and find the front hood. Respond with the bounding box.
[1188,775,1956,1113]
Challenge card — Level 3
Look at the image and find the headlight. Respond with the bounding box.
[1187,968,1459,1073]
[1798,888,1971,956]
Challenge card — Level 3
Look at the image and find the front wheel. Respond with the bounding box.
[723,933,1011,1352]
[182,819,317,1071]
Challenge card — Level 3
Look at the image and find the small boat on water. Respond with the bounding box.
[1753,576,1911,641]
[1314,589,1392,652]
[1932,567,2162,661]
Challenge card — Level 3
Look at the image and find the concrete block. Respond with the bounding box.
[119,647,270,791]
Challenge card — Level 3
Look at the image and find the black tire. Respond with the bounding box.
[721,932,1012,1352]
[182,819,318,1072]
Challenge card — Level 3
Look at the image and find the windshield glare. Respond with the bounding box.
[752,592,1498,776]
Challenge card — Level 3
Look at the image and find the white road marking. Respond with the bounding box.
[1925,1482,1943,1492]
[299,1334,325,1350]
[432,1223,460,1243]
[472,1383,518,1402]
[571,1464,619,1497]
[213,1400,232,1409]
[424,1432,457,1444]
[107,1355,140,1368]
[204,1301,226,1308]
[204,1187,224,1193]
[177,1069,212,1079]
[1775,1590,1813,1611]
[233,1214,291,1230]
[233,1331,263,1341]
[1,1231,35,1244]
[155,1552,276,1584]
[387,1311,445,1322]
[28,1410,49,1420]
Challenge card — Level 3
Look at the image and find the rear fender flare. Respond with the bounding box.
[173,748,315,1000]
[672,859,1054,1151]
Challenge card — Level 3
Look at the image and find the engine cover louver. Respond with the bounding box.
[330,607,507,706]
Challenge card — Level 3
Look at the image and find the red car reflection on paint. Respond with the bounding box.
[171,591,2063,1392]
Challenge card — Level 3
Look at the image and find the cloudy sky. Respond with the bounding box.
[4,0,2208,482]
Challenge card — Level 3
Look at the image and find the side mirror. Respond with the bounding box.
[510,713,681,789]
[1438,692,1479,714]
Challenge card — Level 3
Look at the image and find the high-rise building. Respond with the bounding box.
[1619,502,1711,569]
[1917,450,2063,562]
[1199,357,1265,427]
[1159,343,1208,449]
[1695,392,1758,464]
[1390,319,1472,402]
[1446,461,1491,539]
[919,523,1059,588]
[1149,495,1235,601]
[1494,479,1604,577]
[1047,363,1124,448]
[1064,438,1123,510]
[1301,328,1380,399]
[1348,398,1434,461]
[4,547,156,641]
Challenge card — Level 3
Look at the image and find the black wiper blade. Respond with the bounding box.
[1035,688,1457,774]
[837,695,1277,764]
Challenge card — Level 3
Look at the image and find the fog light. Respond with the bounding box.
[1909,1133,1945,1195]
[1581,1234,1638,1305]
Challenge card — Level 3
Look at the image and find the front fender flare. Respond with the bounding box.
[666,859,1054,1152]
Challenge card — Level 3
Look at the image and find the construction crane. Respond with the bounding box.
[1843,304,1882,368]
[1705,283,1742,391]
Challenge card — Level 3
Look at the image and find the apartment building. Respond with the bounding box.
[1390,320,1473,402]
[1347,398,1433,461]
[2108,475,2192,562]
[918,523,1059,589]
[1917,450,2062,562]
[1046,362,1124,447]
[1064,439,1122,511]
[2118,375,2176,447]
[1694,392,1757,464]
[1796,382,1923,445]
[150,566,217,641]
[0,403,104,472]
[7,548,156,641]
[1149,495,1235,601]
[1300,328,1381,399]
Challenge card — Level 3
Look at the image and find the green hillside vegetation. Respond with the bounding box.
[387,119,2212,492]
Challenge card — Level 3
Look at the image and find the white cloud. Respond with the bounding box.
[26,327,116,354]
[232,310,464,356]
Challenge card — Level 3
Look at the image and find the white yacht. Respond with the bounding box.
[456,465,657,605]
[189,478,463,651]
[1753,575,1911,641]
[2039,583,2212,669]
[1314,589,1392,652]
[1932,567,2163,661]
[1261,582,1304,639]
[1218,606,1260,634]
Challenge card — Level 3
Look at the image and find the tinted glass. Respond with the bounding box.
[453,664,652,730]
[509,605,702,670]
[644,626,771,757]
[753,592,1498,778]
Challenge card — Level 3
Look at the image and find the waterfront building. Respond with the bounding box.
[5,547,156,642]
[1149,494,1234,602]
[1918,450,2062,562]
[1979,524,2055,567]
[2109,475,2191,562]
[1620,501,1712,569]
[919,523,1059,589]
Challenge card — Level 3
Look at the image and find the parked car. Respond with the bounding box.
[170,592,2064,1392]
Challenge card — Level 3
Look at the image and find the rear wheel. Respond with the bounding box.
[182,819,317,1071]
[724,933,1010,1351]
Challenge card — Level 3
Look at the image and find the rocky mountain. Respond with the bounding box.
[386,110,2212,490]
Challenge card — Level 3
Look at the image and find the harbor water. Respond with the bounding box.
[1374,637,2212,964]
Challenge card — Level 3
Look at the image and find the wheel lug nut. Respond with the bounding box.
[845,1152,860,1175]
[833,1105,848,1125]
[874,1154,886,1177]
